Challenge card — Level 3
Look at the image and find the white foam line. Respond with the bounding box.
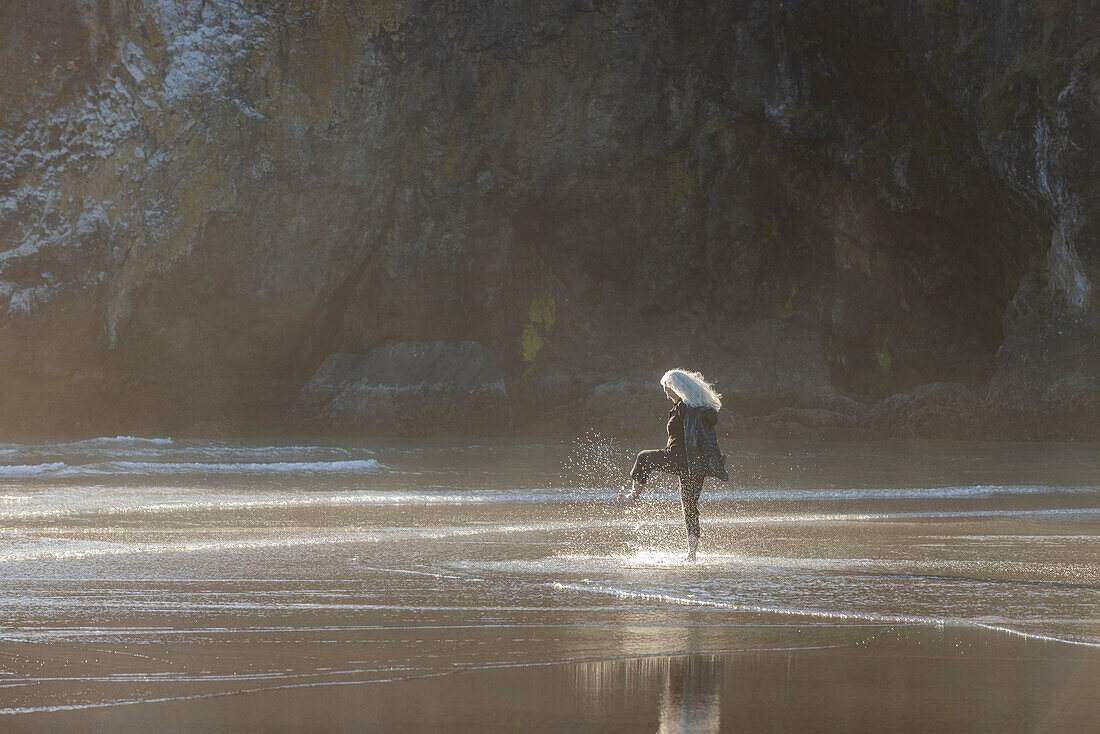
[705,508,1100,524]
[3,667,390,685]
[546,552,1100,584]
[0,520,587,563]
[75,436,174,446]
[0,623,612,642]
[0,459,385,478]
[0,493,485,520]
[2,494,1095,523]
[355,564,464,580]
[0,532,382,563]
[0,621,649,643]
[705,485,1100,501]
[0,675,411,716]
[2,601,583,613]
[912,535,1099,544]
[89,647,174,666]
[547,582,1100,649]
[0,462,67,476]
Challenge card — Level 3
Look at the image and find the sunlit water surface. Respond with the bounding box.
[0,436,1097,726]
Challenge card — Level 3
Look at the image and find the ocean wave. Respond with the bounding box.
[73,436,175,446]
[0,440,373,466]
[466,484,1099,505]
[0,492,486,520]
[0,462,68,476]
[102,459,385,475]
[0,459,384,477]
[0,532,381,563]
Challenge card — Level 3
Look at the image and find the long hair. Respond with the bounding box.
[660,369,722,411]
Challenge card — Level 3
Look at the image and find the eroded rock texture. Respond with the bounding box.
[0,0,1097,436]
[294,341,510,434]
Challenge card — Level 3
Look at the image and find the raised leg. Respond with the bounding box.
[624,449,679,503]
[630,449,675,485]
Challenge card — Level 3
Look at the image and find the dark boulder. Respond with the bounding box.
[868,382,983,438]
[754,406,870,440]
[294,341,510,435]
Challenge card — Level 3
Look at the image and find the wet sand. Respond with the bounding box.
[8,628,1099,732]
[0,437,1097,730]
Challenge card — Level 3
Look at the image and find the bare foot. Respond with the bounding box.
[617,482,643,505]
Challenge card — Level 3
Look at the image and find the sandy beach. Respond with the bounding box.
[0,437,1097,731]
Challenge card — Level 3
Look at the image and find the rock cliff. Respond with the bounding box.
[0,0,1097,437]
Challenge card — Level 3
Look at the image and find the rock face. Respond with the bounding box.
[986,272,1100,436]
[752,407,867,440]
[718,314,860,414]
[867,382,983,439]
[294,341,510,434]
[0,1,1098,437]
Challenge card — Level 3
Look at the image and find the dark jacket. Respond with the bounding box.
[666,402,688,466]
[684,406,728,481]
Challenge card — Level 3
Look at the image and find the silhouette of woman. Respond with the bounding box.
[619,369,728,561]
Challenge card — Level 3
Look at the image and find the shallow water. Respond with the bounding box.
[0,436,1097,726]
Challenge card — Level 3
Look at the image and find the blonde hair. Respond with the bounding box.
[660,369,722,411]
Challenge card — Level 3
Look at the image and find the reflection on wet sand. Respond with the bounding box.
[657,655,722,734]
[574,628,724,733]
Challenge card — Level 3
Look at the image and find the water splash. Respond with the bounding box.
[561,430,631,492]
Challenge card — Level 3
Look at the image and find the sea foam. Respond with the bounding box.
[0,459,384,478]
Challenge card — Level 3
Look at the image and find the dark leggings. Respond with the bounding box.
[630,449,705,538]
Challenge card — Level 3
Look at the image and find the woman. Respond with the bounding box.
[618,369,728,561]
